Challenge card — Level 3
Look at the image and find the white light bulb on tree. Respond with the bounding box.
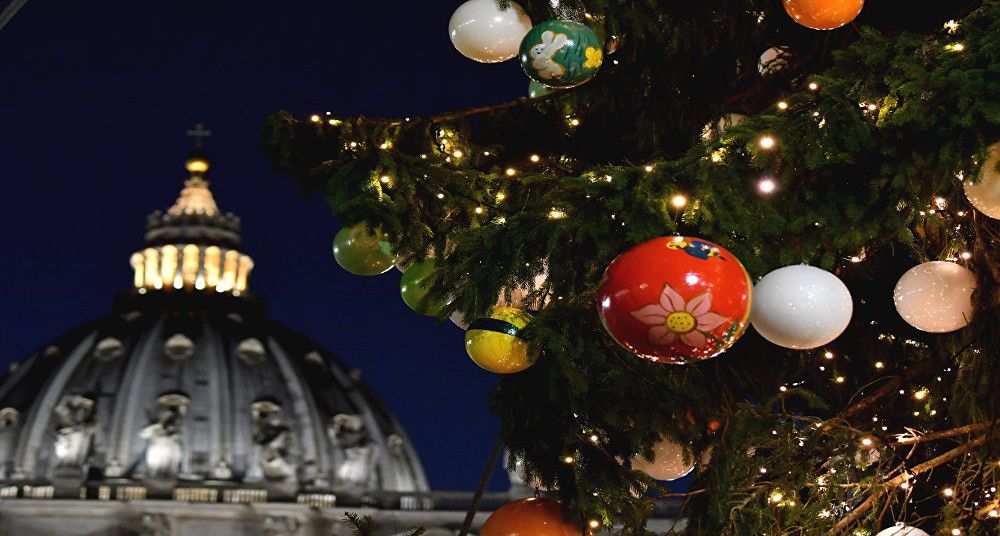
[750,265,853,349]
[964,142,1000,219]
[448,0,532,63]
[758,46,791,76]
[632,438,695,481]
[875,524,930,536]
[893,261,976,333]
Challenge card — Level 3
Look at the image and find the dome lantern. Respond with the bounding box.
[130,126,254,295]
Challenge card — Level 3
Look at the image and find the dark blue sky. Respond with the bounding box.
[0,0,527,491]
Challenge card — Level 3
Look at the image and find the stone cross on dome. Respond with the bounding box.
[185,123,212,148]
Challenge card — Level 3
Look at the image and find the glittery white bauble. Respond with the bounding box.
[701,113,746,140]
[893,261,976,333]
[450,310,471,330]
[758,46,790,75]
[633,439,694,481]
[750,265,853,349]
[497,271,549,309]
[964,142,1000,220]
[449,0,532,63]
[875,524,930,536]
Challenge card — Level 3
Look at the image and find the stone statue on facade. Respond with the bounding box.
[249,399,296,481]
[52,395,96,468]
[138,393,188,479]
[329,413,378,490]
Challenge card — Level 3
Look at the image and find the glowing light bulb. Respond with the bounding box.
[860,437,874,448]
[943,487,954,497]
[310,114,320,123]
[960,251,971,260]
[835,376,845,384]
[670,194,688,208]
[644,165,654,172]
[563,456,575,464]
[777,101,789,110]
[914,388,929,401]
[758,178,777,194]
[808,82,819,91]
[530,154,540,163]
[474,206,484,215]
[453,149,463,158]
[379,175,390,184]
[824,351,834,359]
[495,192,506,202]
[875,361,884,369]
[759,136,776,150]
[588,520,600,529]
[505,168,517,177]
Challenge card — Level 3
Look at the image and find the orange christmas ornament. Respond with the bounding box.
[783,0,864,30]
[481,498,584,536]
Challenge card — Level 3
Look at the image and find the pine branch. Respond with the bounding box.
[827,435,990,535]
[895,418,1000,445]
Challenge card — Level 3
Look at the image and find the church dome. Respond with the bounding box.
[0,145,428,505]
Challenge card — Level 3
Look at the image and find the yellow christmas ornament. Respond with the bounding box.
[465,307,538,374]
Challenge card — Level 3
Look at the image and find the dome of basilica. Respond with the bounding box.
[0,147,427,508]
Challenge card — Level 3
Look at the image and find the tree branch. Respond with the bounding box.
[827,435,989,535]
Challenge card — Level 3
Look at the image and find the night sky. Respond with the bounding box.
[0,1,527,491]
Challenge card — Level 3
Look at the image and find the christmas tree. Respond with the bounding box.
[263,1,1000,534]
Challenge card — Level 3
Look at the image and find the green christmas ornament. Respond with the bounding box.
[528,79,553,99]
[332,225,396,276]
[519,19,602,88]
[401,259,445,316]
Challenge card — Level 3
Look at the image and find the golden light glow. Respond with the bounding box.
[914,388,929,401]
[777,101,789,110]
[132,244,253,295]
[759,136,776,150]
[670,194,688,209]
[505,167,517,177]
[495,192,507,202]
[182,245,199,288]
[130,253,145,288]
[808,82,819,91]
[236,255,253,292]
[452,149,464,158]
[563,456,575,464]
[530,154,540,163]
[310,114,321,123]
[160,245,178,287]
[549,209,567,219]
[588,520,600,529]
[185,158,209,173]
[205,246,221,287]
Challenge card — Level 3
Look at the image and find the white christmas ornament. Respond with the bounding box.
[758,46,790,76]
[497,271,549,309]
[964,142,1000,220]
[632,438,695,481]
[701,113,746,140]
[894,261,976,333]
[450,309,470,330]
[750,265,853,349]
[875,524,930,536]
[448,0,533,63]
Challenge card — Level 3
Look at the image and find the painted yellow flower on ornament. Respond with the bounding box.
[584,47,603,69]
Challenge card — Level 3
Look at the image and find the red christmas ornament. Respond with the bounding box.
[597,237,752,364]
[783,0,864,30]
[481,498,584,536]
